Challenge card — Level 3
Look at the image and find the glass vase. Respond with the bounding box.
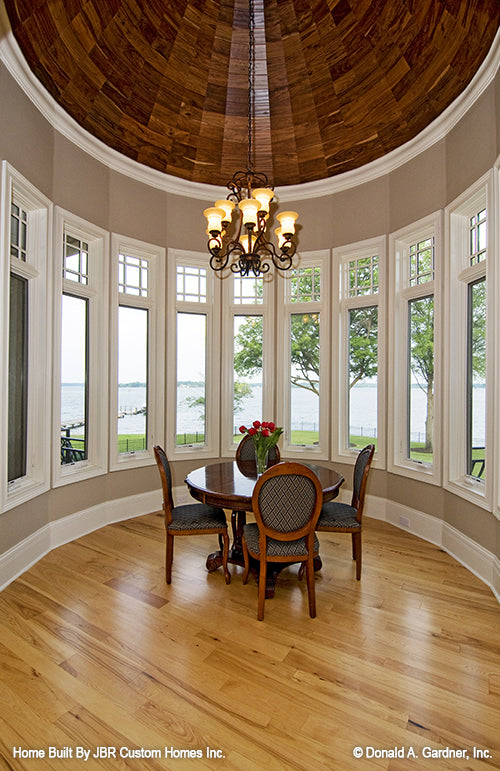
[255,445,269,475]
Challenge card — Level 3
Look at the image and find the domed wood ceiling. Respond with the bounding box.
[4,0,500,187]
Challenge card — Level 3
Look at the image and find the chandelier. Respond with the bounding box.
[203,0,298,278]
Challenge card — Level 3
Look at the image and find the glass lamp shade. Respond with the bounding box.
[239,233,257,253]
[275,227,285,249]
[215,199,235,223]
[239,198,260,227]
[276,210,298,236]
[252,187,274,214]
[204,207,226,234]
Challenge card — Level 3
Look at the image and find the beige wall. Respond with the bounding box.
[1,61,499,572]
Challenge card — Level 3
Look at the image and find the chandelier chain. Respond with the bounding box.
[247,0,255,174]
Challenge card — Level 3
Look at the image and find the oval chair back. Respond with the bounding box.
[236,434,280,468]
[153,445,174,524]
[351,443,375,521]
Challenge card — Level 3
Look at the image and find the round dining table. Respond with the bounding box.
[185,459,344,596]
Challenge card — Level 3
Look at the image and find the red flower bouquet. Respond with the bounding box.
[239,420,283,474]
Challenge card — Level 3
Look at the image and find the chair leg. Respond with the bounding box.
[165,532,174,584]
[305,558,316,618]
[221,530,231,584]
[242,536,250,584]
[297,562,305,580]
[352,531,362,580]
[257,559,267,621]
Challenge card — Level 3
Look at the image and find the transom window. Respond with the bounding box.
[469,209,486,265]
[119,252,149,296]
[176,265,206,302]
[289,266,321,303]
[233,275,263,304]
[348,255,378,296]
[409,238,434,286]
[10,201,27,262]
[64,233,89,284]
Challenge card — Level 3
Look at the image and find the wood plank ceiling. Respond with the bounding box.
[4,0,500,187]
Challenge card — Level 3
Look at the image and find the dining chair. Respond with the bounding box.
[153,446,231,584]
[242,462,323,620]
[236,433,280,469]
[317,443,374,580]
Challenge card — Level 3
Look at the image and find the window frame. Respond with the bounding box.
[444,174,493,510]
[0,163,52,512]
[277,250,330,460]
[52,208,109,487]
[332,236,386,468]
[388,212,442,485]
[109,234,165,471]
[167,249,221,459]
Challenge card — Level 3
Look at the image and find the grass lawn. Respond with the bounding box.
[66,431,486,481]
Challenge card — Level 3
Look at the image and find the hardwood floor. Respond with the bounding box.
[0,508,499,770]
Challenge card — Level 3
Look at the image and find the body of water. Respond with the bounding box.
[61,382,486,445]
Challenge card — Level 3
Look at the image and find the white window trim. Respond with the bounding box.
[444,172,493,510]
[109,234,165,471]
[52,208,109,487]
[220,273,275,457]
[332,236,386,469]
[167,249,221,459]
[388,212,442,485]
[276,250,330,460]
[494,160,500,522]
[0,163,52,512]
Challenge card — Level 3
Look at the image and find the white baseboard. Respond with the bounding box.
[0,487,498,605]
[0,489,162,592]
[364,494,500,604]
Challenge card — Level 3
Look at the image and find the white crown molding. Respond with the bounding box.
[1,6,499,203]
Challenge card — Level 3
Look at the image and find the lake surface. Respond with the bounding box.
[61,382,486,444]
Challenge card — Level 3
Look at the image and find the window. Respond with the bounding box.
[333,237,385,465]
[167,251,220,459]
[389,214,441,484]
[278,253,330,458]
[446,178,491,508]
[110,236,165,471]
[60,234,90,466]
[8,273,28,481]
[221,271,274,456]
[1,163,52,511]
[53,210,108,485]
[466,278,486,479]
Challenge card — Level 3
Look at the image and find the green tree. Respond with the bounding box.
[348,307,378,389]
[409,296,434,452]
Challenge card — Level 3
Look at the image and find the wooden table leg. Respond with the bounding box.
[206,510,247,573]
